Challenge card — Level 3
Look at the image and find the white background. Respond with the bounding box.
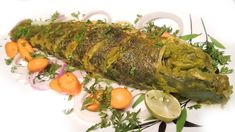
[0,0,235,132]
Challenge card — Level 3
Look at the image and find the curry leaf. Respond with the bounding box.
[130,67,136,76]
[132,94,145,108]
[176,108,187,132]
[180,34,201,41]
[209,35,225,49]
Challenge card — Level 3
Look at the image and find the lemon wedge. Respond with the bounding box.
[144,90,181,122]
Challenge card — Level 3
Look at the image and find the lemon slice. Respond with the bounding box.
[144,90,181,122]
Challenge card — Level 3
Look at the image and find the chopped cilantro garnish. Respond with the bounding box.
[81,75,92,86]
[130,67,136,76]
[11,66,17,73]
[64,65,78,72]
[43,63,61,79]
[75,32,85,43]
[4,58,13,65]
[31,52,48,58]
[12,26,30,39]
[134,14,142,24]
[50,11,60,22]
[71,11,80,19]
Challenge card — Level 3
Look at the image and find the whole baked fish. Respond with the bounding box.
[10,19,232,103]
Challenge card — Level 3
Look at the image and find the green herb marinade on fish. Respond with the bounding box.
[9,19,232,103]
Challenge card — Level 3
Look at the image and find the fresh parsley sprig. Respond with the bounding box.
[82,76,141,132]
[182,17,233,74]
[86,111,111,132]
[200,18,232,74]
[111,109,141,132]
[143,22,176,38]
[87,109,142,132]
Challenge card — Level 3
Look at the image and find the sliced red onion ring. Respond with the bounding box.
[55,14,67,22]
[11,54,28,74]
[82,10,112,24]
[11,54,31,85]
[135,12,184,36]
[12,54,26,65]
[56,63,67,78]
[72,70,86,81]
[27,57,67,91]
[28,72,51,90]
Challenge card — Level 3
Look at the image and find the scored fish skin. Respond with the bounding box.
[10,19,232,104]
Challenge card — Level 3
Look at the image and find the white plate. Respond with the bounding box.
[0,0,235,132]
